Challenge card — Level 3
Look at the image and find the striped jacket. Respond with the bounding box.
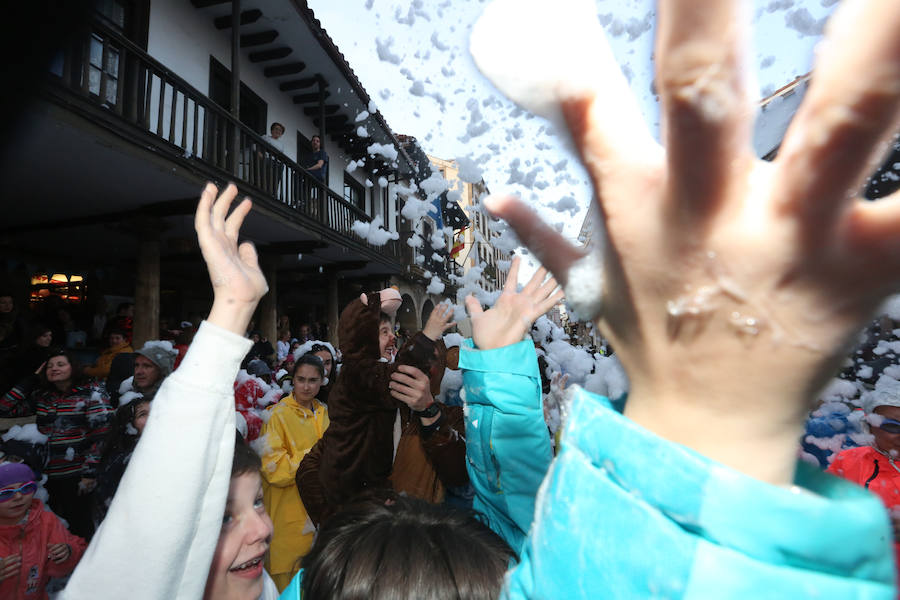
[34,383,112,479]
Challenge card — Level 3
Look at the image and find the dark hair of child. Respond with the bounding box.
[233,436,261,477]
[292,353,324,380]
[301,493,515,600]
[100,399,150,464]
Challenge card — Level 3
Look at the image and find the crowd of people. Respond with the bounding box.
[0,0,898,598]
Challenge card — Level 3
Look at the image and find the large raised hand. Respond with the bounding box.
[465,256,563,351]
[474,0,900,484]
[195,183,269,335]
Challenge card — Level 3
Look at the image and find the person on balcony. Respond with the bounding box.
[306,135,328,184]
[264,122,285,154]
[262,122,285,196]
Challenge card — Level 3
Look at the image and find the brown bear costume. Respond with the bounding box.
[296,290,467,526]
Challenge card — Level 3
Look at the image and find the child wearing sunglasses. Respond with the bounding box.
[0,462,86,600]
[828,396,900,578]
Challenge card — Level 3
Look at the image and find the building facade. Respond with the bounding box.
[0,0,458,349]
[428,155,510,294]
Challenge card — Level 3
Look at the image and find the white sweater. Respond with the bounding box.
[61,322,278,599]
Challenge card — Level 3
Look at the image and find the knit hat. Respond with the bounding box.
[135,340,178,378]
[246,358,272,378]
[0,462,36,488]
[860,370,900,414]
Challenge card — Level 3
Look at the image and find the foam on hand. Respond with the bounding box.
[469,0,644,153]
[564,250,605,322]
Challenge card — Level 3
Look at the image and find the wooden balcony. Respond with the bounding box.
[45,19,403,266]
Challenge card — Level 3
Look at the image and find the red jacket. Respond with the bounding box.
[828,445,900,577]
[0,498,86,600]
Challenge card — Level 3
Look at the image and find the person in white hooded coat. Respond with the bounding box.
[60,183,279,600]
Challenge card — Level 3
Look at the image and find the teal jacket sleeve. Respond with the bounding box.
[278,569,302,599]
[458,338,553,555]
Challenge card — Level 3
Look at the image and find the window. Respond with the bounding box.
[94,0,150,48]
[209,58,268,135]
[298,132,312,164]
[30,273,87,305]
[87,33,120,104]
[344,174,365,210]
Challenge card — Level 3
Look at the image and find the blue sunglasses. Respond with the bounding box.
[0,481,37,503]
[875,418,900,435]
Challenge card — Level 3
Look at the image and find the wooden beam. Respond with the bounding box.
[303,104,340,117]
[240,30,278,47]
[263,62,306,78]
[279,77,318,91]
[191,0,229,7]
[293,91,330,104]
[0,198,198,235]
[249,47,291,62]
[214,9,262,29]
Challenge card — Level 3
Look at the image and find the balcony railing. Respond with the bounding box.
[48,20,402,262]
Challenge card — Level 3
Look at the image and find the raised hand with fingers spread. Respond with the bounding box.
[465,256,564,351]
[422,302,456,341]
[476,0,900,486]
[195,182,269,336]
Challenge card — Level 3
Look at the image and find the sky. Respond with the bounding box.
[306,0,840,277]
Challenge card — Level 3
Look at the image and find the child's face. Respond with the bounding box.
[292,364,323,403]
[133,402,151,436]
[204,472,273,600]
[313,350,333,378]
[0,480,36,523]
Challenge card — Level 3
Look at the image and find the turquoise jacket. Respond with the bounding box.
[281,338,896,598]
[457,338,554,554]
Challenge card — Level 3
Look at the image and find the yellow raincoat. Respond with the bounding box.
[259,393,328,590]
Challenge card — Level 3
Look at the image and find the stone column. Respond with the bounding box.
[132,232,160,349]
[258,257,278,347]
[327,272,339,349]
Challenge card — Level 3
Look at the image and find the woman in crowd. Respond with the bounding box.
[292,341,336,403]
[33,349,112,539]
[83,329,132,380]
[259,353,329,591]
[15,323,53,378]
[0,323,53,403]
[275,329,291,364]
[92,397,151,527]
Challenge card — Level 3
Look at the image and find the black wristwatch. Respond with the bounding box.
[412,402,441,419]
